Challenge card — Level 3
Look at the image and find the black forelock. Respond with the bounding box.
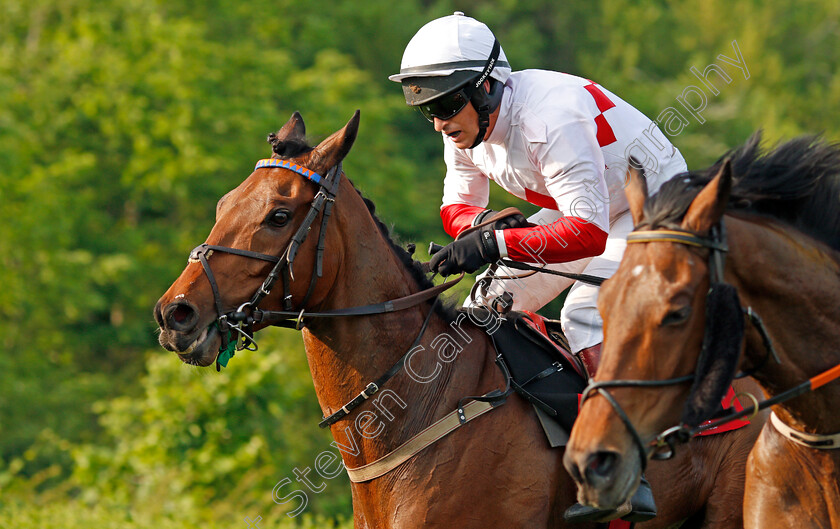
[267,132,314,159]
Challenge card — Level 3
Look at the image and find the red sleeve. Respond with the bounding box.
[440,203,487,238]
[501,216,608,264]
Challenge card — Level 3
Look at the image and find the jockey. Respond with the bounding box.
[390,12,688,523]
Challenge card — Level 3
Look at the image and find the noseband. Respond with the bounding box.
[579,222,779,468]
[188,158,342,369]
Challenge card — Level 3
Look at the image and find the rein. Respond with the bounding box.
[582,221,840,467]
[678,362,840,448]
[252,274,463,327]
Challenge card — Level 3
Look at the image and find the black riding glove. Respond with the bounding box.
[429,227,500,276]
[474,209,528,230]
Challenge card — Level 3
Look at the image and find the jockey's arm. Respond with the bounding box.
[440,203,489,238]
[439,146,491,237]
[441,203,607,264]
[495,215,607,264]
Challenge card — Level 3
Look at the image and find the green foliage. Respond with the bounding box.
[2,0,838,527]
[0,495,352,529]
[1,332,351,522]
[67,331,352,520]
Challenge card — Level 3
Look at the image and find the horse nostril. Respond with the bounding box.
[172,305,189,323]
[164,301,199,332]
[584,451,619,483]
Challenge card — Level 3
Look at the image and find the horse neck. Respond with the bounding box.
[726,214,840,431]
[300,182,499,467]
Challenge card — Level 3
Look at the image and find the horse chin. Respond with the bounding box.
[590,473,639,511]
[574,457,642,511]
[175,325,221,367]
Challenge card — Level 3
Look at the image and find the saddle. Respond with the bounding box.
[472,308,588,447]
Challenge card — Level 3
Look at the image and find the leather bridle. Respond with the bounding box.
[578,221,780,469]
[185,157,467,430]
[581,217,840,464]
[188,158,344,369]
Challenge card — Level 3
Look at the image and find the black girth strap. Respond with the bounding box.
[456,352,513,424]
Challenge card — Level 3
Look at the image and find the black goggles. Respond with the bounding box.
[416,85,473,122]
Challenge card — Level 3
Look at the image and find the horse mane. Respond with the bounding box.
[349,184,458,320]
[642,132,840,252]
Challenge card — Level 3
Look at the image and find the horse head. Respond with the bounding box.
[563,160,742,509]
[155,111,360,367]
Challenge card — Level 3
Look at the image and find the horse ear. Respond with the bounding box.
[625,157,648,226]
[309,110,360,174]
[268,112,307,156]
[275,111,306,142]
[681,158,733,233]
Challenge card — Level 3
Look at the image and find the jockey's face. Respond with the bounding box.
[433,101,481,149]
[431,80,497,149]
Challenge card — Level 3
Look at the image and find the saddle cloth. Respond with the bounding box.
[487,310,588,447]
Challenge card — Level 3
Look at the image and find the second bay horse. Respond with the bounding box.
[564,134,840,528]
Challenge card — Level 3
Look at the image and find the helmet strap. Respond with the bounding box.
[467,39,502,149]
[471,105,491,149]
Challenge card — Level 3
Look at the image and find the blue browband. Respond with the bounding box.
[254,158,323,185]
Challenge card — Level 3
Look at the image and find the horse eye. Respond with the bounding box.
[269,209,290,227]
[661,306,691,326]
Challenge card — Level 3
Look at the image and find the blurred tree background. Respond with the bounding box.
[0,0,837,526]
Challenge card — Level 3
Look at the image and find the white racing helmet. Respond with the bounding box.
[390,12,511,104]
[390,12,511,148]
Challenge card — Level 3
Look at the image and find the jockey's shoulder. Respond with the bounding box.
[507,71,597,129]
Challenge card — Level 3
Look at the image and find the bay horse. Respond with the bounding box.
[155,111,764,528]
[564,134,840,528]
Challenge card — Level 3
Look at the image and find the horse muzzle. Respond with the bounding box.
[563,442,642,510]
[155,299,221,367]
